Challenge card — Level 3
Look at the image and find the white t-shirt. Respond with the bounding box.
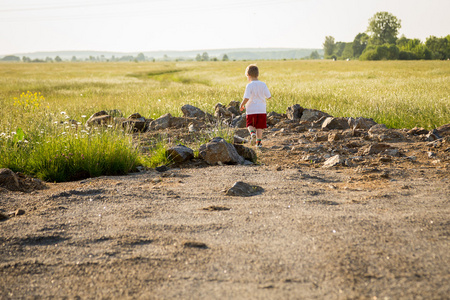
[243,80,271,115]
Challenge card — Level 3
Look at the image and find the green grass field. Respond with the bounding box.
[1,60,449,181]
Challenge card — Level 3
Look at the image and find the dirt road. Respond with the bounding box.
[1,144,449,299]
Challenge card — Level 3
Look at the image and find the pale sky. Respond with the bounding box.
[1,0,449,55]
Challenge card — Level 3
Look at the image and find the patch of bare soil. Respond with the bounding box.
[1,126,449,299]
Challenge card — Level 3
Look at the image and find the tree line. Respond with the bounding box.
[323,11,450,61]
[0,52,232,63]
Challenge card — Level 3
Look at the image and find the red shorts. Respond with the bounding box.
[246,113,267,129]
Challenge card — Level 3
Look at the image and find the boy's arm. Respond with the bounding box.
[240,98,249,111]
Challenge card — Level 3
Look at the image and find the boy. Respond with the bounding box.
[240,64,271,147]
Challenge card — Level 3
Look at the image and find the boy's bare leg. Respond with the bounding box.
[248,126,256,135]
[256,129,263,140]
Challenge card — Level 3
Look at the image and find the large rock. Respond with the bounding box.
[321,117,350,130]
[322,155,343,168]
[122,113,151,132]
[215,103,233,119]
[436,124,450,136]
[359,143,392,156]
[300,109,331,122]
[86,111,113,127]
[199,137,245,165]
[181,104,206,119]
[231,114,247,128]
[225,181,264,197]
[286,104,304,120]
[166,144,194,163]
[349,117,378,130]
[233,144,257,163]
[0,168,20,191]
[150,113,172,130]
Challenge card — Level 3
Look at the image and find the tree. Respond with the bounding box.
[309,50,320,59]
[352,33,369,58]
[71,56,77,62]
[55,56,62,62]
[195,54,202,61]
[323,36,336,57]
[1,55,20,62]
[201,52,209,61]
[367,12,401,45]
[426,36,449,60]
[222,54,229,61]
[136,53,145,62]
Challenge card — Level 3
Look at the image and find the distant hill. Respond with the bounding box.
[1,48,323,61]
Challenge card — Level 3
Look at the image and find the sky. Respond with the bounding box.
[1,0,449,55]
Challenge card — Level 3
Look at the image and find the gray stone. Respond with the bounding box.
[300,109,331,122]
[360,143,392,156]
[231,114,247,128]
[127,113,142,119]
[225,181,264,197]
[436,123,450,136]
[286,104,304,120]
[0,168,20,191]
[349,117,378,130]
[233,144,257,163]
[150,113,172,130]
[122,119,148,132]
[199,137,245,165]
[321,117,350,130]
[181,104,206,119]
[86,111,113,127]
[322,155,343,168]
[166,144,194,163]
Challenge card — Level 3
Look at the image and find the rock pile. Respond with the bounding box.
[82,102,449,170]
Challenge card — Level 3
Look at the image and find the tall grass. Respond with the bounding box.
[0,60,449,181]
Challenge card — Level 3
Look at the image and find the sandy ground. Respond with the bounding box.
[1,129,449,299]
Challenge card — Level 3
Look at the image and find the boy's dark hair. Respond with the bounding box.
[246,64,259,77]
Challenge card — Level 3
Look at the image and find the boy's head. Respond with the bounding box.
[245,64,259,78]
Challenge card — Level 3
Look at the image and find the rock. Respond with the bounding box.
[226,106,240,117]
[227,101,241,111]
[150,113,172,130]
[15,209,25,216]
[225,181,264,197]
[267,111,284,126]
[321,117,350,130]
[328,132,342,142]
[127,113,142,119]
[0,168,20,191]
[188,123,197,132]
[322,155,343,168]
[426,129,442,141]
[231,114,246,128]
[286,104,304,120]
[349,117,378,130]
[233,144,257,163]
[122,119,149,132]
[369,123,388,133]
[215,104,233,119]
[182,241,208,249]
[155,165,169,172]
[199,137,245,165]
[233,135,247,144]
[300,109,331,122]
[165,144,194,163]
[86,111,113,127]
[408,127,429,135]
[181,104,206,119]
[436,123,450,136]
[0,212,8,221]
[360,143,392,156]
